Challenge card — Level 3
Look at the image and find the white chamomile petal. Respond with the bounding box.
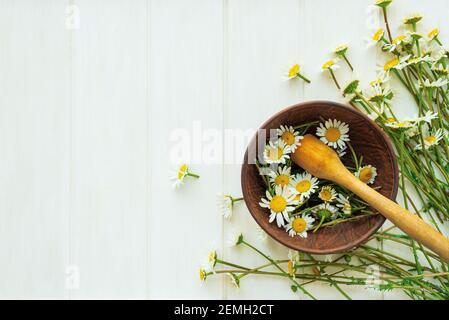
[316,119,350,149]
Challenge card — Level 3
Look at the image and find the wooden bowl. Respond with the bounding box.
[241,101,399,254]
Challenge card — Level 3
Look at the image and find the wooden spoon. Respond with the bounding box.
[292,134,449,262]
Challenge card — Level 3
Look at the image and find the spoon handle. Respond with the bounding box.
[337,172,449,262]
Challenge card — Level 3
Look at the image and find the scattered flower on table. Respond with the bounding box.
[321,58,340,72]
[290,172,319,202]
[316,119,350,149]
[415,128,444,150]
[277,125,303,153]
[171,163,200,188]
[375,0,393,9]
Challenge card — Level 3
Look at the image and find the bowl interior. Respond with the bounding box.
[241,101,399,254]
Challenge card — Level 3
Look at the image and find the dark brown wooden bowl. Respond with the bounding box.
[241,101,399,254]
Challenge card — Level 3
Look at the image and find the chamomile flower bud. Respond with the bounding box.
[170,163,200,189]
[342,79,360,97]
[355,165,378,185]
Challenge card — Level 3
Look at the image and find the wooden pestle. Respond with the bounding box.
[291,134,449,262]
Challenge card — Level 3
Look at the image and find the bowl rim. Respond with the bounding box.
[241,100,399,254]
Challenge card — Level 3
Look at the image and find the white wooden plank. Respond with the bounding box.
[223,0,306,300]
[69,0,148,299]
[0,0,70,299]
[147,0,224,299]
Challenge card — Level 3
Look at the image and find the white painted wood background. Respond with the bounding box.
[0,0,447,299]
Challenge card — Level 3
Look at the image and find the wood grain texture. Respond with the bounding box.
[0,0,447,299]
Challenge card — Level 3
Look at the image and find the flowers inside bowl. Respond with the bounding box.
[256,119,380,240]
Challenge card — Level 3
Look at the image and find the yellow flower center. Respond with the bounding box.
[359,167,374,183]
[386,117,396,123]
[320,189,333,201]
[428,28,440,39]
[270,195,287,213]
[372,28,385,41]
[393,35,406,44]
[287,260,294,276]
[288,64,300,78]
[384,58,400,71]
[322,60,335,70]
[282,132,296,146]
[425,136,437,144]
[178,164,188,180]
[274,174,290,187]
[267,146,284,161]
[292,217,307,233]
[296,180,311,193]
[325,128,341,142]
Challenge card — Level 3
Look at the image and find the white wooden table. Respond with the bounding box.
[0,0,447,299]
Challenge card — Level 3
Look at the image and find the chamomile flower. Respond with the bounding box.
[384,118,414,129]
[367,28,386,47]
[208,250,218,268]
[382,55,411,73]
[217,194,242,220]
[170,163,200,188]
[334,44,349,56]
[316,119,350,149]
[322,59,340,72]
[407,55,432,66]
[255,224,268,242]
[259,186,299,228]
[228,273,240,288]
[263,140,291,164]
[403,13,423,26]
[428,28,440,41]
[285,63,311,83]
[290,172,319,201]
[199,268,208,282]
[285,214,315,238]
[313,203,338,225]
[277,125,303,153]
[318,186,337,203]
[415,128,444,150]
[415,111,438,124]
[342,79,361,97]
[355,165,378,185]
[421,78,448,88]
[367,84,394,103]
[375,0,393,9]
[336,194,352,216]
[268,166,293,187]
[227,231,244,247]
[337,145,348,158]
[433,65,449,76]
